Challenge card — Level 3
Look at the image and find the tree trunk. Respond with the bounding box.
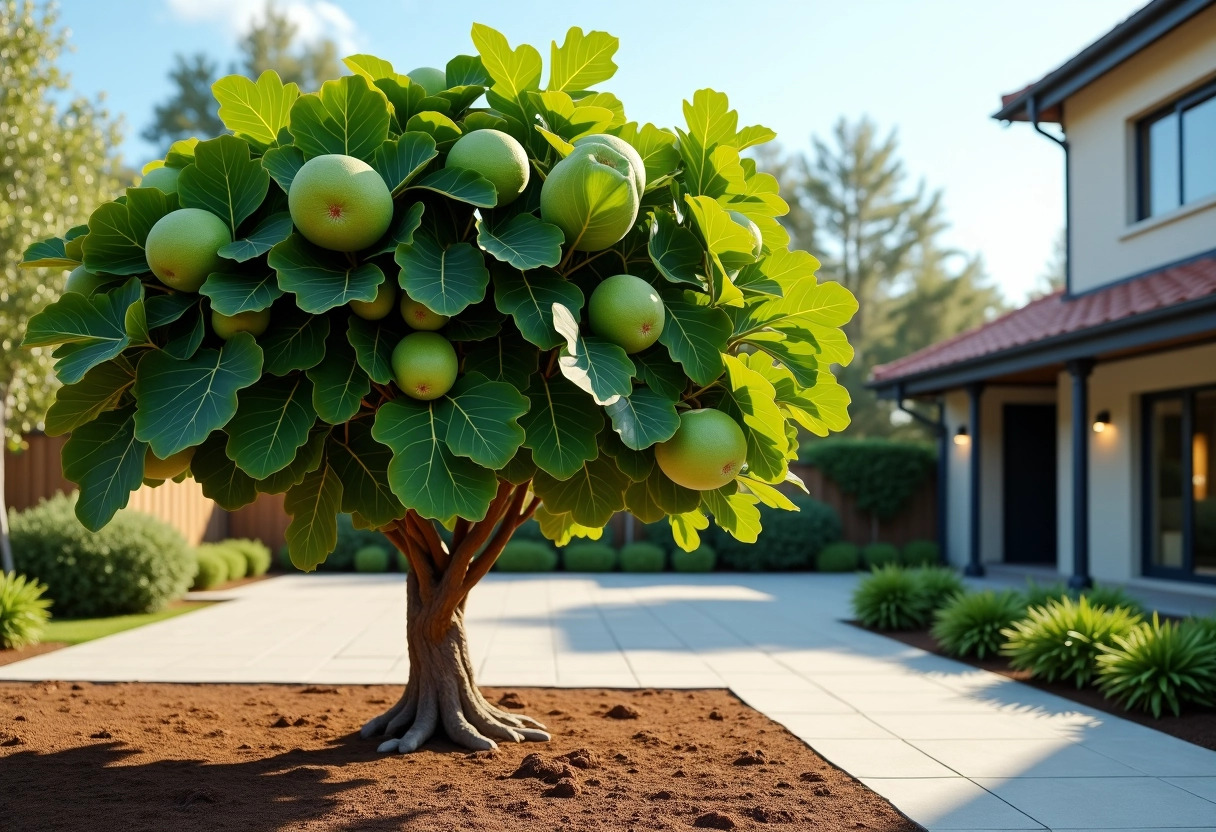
[0,392,13,576]
[360,483,549,753]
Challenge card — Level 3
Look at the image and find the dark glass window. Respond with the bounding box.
[1137,81,1216,220]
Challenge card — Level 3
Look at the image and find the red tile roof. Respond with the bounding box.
[870,253,1216,384]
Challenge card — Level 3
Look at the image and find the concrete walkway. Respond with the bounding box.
[3,572,1215,831]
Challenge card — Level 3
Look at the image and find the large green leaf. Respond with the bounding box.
[443,297,504,342]
[408,167,497,207]
[23,278,140,384]
[519,373,602,480]
[644,463,701,515]
[532,454,629,527]
[405,111,462,148]
[145,293,198,330]
[212,70,299,149]
[702,487,761,543]
[599,429,652,481]
[177,135,270,236]
[81,187,174,275]
[61,407,146,531]
[395,236,489,316]
[738,279,858,334]
[44,359,134,436]
[327,419,403,527]
[257,428,326,494]
[284,462,344,571]
[716,354,788,483]
[262,145,305,192]
[218,212,293,263]
[133,331,263,458]
[632,348,687,400]
[749,354,851,438]
[462,333,537,389]
[547,27,618,92]
[476,214,564,271]
[611,122,680,186]
[347,315,405,385]
[670,510,710,552]
[372,398,498,521]
[270,233,384,314]
[20,236,78,269]
[491,265,584,349]
[307,335,369,424]
[604,386,680,451]
[648,211,704,287]
[225,373,317,479]
[366,201,426,257]
[657,290,731,386]
[371,132,439,195]
[260,307,330,376]
[471,23,542,123]
[527,91,613,141]
[192,430,259,510]
[289,74,391,161]
[200,271,283,316]
[437,372,529,469]
[342,54,404,84]
[552,302,635,406]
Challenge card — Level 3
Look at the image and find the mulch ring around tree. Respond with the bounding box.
[875,625,1216,752]
[0,683,920,831]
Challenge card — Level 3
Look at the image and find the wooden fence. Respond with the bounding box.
[6,437,936,553]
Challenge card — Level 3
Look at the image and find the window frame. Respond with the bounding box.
[1140,382,1216,583]
[1135,78,1216,221]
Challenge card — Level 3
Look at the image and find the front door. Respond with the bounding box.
[1003,404,1058,565]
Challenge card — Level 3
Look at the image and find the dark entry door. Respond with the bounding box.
[1003,404,1058,565]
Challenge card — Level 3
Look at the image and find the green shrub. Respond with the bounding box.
[562,543,617,572]
[192,549,229,590]
[902,539,939,566]
[222,538,272,577]
[0,573,52,649]
[1096,615,1216,717]
[852,565,931,631]
[11,494,196,618]
[354,545,390,573]
[496,541,558,572]
[206,543,247,581]
[800,439,935,520]
[932,590,1025,659]
[1002,597,1142,687]
[816,542,860,572]
[1023,578,1070,609]
[716,494,841,571]
[1082,584,1145,616]
[862,542,900,569]
[512,516,546,542]
[912,566,965,612]
[619,542,665,572]
[671,545,716,572]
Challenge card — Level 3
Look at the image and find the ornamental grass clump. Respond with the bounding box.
[932,590,1025,660]
[911,566,965,613]
[852,565,931,631]
[1095,615,1216,717]
[0,573,52,649]
[1001,597,1141,687]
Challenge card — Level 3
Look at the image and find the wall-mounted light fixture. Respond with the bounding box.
[1092,410,1111,433]
[953,425,970,446]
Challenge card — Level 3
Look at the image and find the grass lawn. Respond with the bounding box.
[42,601,214,645]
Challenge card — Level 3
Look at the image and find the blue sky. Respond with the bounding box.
[56,0,1145,303]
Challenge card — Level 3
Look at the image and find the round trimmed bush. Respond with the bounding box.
[862,542,900,569]
[1002,597,1142,687]
[223,538,272,577]
[619,542,665,572]
[912,566,965,613]
[715,494,841,571]
[672,545,716,572]
[816,542,860,572]
[495,540,558,572]
[1097,615,1216,717]
[562,543,617,572]
[11,493,197,618]
[0,572,52,649]
[851,565,931,631]
[200,543,247,582]
[932,590,1025,659]
[355,545,391,573]
[192,549,229,590]
[902,539,939,566]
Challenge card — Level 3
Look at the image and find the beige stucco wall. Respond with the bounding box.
[1056,340,1216,584]
[1066,3,1216,294]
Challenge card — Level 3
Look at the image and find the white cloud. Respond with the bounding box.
[165,0,359,55]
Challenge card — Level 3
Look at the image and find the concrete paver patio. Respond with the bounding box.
[3,572,1214,831]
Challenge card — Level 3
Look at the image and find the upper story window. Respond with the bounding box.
[1137,79,1216,220]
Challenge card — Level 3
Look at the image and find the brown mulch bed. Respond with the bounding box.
[879,626,1216,751]
[0,642,68,668]
[0,683,920,832]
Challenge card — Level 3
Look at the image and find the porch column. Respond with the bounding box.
[1067,359,1095,589]
[965,383,985,577]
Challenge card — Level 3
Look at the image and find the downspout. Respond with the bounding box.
[1028,94,1071,294]
[896,385,948,565]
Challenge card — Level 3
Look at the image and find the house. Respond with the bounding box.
[869,0,1216,598]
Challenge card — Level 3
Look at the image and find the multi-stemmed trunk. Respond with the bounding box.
[361,480,551,753]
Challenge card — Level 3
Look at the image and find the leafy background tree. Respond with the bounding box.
[0,0,122,572]
[143,2,341,149]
